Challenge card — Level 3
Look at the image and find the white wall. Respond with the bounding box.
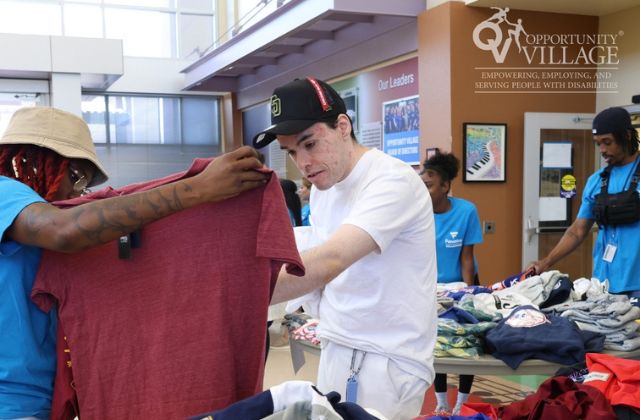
[0,34,122,77]
[108,57,187,94]
[50,73,81,115]
[107,57,216,95]
[0,34,218,97]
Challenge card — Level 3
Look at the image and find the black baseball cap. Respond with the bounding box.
[592,107,633,135]
[252,77,346,149]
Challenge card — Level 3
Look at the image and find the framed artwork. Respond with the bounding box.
[425,147,440,160]
[463,123,507,182]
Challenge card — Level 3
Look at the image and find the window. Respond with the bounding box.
[63,4,103,38]
[0,0,215,59]
[0,93,46,136]
[234,0,283,35]
[179,13,214,59]
[81,94,220,146]
[105,8,175,58]
[0,1,62,36]
[81,95,108,143]
[105,0,174,7]
[182,97,219,145]
[178,0,213,10]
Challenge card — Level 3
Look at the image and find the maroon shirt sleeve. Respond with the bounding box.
[256,173,305,276]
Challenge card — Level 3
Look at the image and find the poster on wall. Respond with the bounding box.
[329,57,419,164]
[360,121,382,150]
[382,95,420,165]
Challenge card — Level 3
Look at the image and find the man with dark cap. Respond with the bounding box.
[530,107,640,298]
[252,77,438,420]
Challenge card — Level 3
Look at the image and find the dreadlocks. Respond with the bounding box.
[614,127,640,156]
[0,144,69,201]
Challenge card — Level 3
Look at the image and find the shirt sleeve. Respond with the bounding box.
[577,171,601,220]
[0,177,45,256]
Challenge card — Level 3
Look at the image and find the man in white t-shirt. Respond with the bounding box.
[253,77,438,420]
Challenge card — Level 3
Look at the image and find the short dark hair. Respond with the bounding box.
[421,152,460,183]
[322,115,358,142]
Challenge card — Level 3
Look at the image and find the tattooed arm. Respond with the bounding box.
[7,146,268,252]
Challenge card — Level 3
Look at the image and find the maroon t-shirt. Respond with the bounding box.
[32,159,304,419]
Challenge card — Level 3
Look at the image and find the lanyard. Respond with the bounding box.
[349,349,366,378]
[346,349,366,403]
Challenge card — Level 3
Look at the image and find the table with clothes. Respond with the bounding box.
[284,270,640,419]
[188,352,640,420]
[434,270,640,367]
[420,270,640,419]
[287,270,640,376]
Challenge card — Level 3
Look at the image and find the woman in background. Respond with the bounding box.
[280,179,302,227]
[298,177,312,226]
[421,152,483,415]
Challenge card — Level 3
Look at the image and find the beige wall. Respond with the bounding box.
[597,5,640,110]
[419,5,453,155]
[419,3,599,284]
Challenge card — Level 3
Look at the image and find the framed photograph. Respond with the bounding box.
[463,123,507,182]
[381,94,420,165]
[426,147,440,160]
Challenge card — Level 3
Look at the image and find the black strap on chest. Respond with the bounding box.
[594,156,640,226]
[599,156,640,193]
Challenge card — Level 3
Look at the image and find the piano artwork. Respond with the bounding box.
[464,124,506,182]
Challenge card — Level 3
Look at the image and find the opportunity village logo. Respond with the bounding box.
[472,7,621,94]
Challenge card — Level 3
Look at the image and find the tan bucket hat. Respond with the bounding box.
[0,106,108,186]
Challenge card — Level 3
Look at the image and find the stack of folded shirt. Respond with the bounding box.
[470,271,573,318]
[544,294,640,351]
[435,307,497,359]
[485,306,605,369]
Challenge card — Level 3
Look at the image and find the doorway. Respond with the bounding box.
[522,112,598,280]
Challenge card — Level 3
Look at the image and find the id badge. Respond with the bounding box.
[346,376,358,403]
[603,244,617,262]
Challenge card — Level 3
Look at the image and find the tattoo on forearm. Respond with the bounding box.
[24,182,192,251]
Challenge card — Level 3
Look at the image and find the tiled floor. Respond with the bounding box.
[466,374,536,405]
[264,324,319,389]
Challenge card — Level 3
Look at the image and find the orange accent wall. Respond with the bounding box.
[419,3,598,284]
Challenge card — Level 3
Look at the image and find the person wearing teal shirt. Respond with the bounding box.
[530,107,640,298]
[0,106,267,419]
[421,152,483,415]
[298,177,312,226]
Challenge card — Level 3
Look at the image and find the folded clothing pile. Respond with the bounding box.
[435,306,497,359]
[485,305,605,369]
[544,293,640,352]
